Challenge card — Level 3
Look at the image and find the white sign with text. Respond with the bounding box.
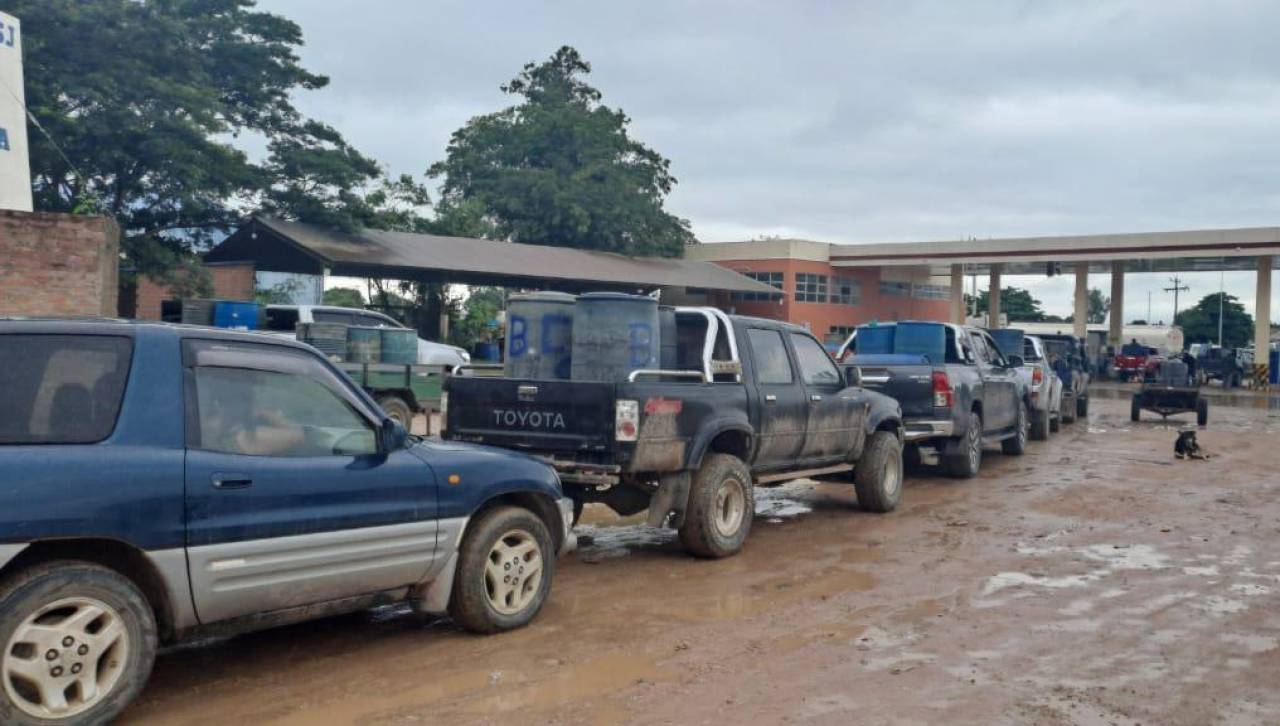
[0,11,32,212]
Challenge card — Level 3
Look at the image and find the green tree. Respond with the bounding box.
[322,287,365,308]
[449,287,506,351]
[964,287,1050,322]
[1087,288,1110,324]
[1175,293,1253,349]
[428,46,695,258]
[15,0,393,280]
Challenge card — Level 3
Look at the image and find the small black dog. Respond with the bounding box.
[1175,427,1209,460]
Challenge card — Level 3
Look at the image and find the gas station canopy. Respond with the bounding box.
[206,217,782,295]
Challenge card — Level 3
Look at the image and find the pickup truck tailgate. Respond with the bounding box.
[445,377,616,453]
[846,354,938,418]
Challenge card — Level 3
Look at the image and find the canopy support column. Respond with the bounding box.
[950,264,965,324]
[1257,256,1272,386]
[1109,261,1124,347]
[988,264,1002,328]
[1074,263,1088,339]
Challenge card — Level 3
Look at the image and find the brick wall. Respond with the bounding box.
[0,210,120,317]
[134,262,256,320]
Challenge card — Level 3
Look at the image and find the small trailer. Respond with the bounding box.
[1131,359,1208,425]
[339,362,506,431]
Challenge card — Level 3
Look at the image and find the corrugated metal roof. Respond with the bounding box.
[209,217,781,295]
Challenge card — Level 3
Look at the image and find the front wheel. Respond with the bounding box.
[946,411,983,479]
[1196,397,1209,426]
[0,562,157,726]
[853,431,903,513]
[679,454,754,559]
[1002,402,1029,455]
[449,506,555,634]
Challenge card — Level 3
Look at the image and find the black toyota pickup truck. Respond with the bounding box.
[838,321,1029,479]
[443,309,905,559]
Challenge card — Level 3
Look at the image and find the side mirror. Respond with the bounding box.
[845,366,863,387]
[1006,355,1025,368]
[380,418,408,452]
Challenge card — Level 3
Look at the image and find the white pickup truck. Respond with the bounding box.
[989,329,1063,439]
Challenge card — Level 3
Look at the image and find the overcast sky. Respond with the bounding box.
[259,0,1280,323]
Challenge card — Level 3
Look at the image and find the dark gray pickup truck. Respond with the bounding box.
[444,309,905,559]
[838,321,1029,479]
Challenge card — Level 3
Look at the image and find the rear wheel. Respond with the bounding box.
[0,562,156,726]
[1002,402,1029,455]
[853,431,903,513]
[1030,403,1050,441]
[1061,395,1077,424]
[1130,394,1142,422]
[376,395,414,427]
[679,454,754,558]
[449,506,555,634]
[1049,412,1061,433]
[1196,397,1209,426]
[946,411,983,479]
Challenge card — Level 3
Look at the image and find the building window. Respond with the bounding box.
[829,325,857,341]
[832,276,860,305]
[913,284,951,300]
[730,271,784,302]
[879,280,910,298]
[795,273,829,303]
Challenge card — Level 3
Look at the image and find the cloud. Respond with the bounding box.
[259,0,1280,319]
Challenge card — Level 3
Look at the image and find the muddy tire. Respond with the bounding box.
[1130,394,1142,422]
[854,431,903,513]
[449,506,555,634]
[1077,394,1089,418]
[1196,397,1209,426]
[945,411,983,479]
[1002,402,1029,456]
[0,561,157,726]
[679,454,754,559]
[1049,411,1061,433]
[1030,403,1050,441]
[376,395,414,427]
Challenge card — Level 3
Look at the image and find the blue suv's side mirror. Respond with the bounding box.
[380,418,408,452]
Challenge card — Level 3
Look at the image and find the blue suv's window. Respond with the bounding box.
[0,334,133,444]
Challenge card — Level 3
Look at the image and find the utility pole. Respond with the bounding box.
[1147,291,1152,323]
[1165,275,1190,324]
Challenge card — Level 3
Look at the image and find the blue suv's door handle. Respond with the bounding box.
[212,473,253,490]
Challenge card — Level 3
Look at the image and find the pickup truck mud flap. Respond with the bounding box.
[646,472,692,529]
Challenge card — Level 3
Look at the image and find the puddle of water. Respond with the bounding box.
[1195,596,1248,615]
[1220,633,1280,654]
[755,486,815,520]
[1230,583,1271,596]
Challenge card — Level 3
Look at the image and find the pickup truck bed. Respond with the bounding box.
[444,309,907,559]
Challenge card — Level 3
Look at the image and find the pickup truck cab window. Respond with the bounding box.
[747,328,794,384]
[789,332,841,385]
[193,366,378,457]
[312,310,356,325]
[0,334,134,444]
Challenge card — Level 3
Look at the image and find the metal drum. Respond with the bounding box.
[570,292,659,382]
[379,328,418,365]
[346,326,382,364]
[505,291,576,379]
[296,322,348,360]
[180,298,216,326]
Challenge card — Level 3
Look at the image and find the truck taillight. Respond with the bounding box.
[438,392,448,433]
[616,399,639,442]
[1032,367,1043,385]
[932,370,953,408]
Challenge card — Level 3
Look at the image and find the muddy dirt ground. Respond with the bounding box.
[121,391,1280,725]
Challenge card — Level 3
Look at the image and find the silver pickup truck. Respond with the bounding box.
[989,330,1064,439]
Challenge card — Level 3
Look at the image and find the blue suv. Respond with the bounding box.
[0,320,574,724]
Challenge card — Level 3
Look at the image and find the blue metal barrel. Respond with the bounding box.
[213,300,260,330]
[570,292,659,382]
[659,306,678,370]
[505,291,576,379]
[346,326,382,364]
[379,328,418,365]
